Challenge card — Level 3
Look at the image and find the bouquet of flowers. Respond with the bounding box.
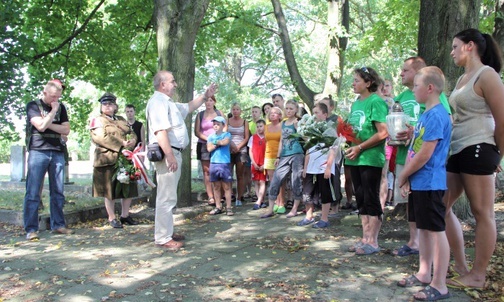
[113,153,141,198]
[336,117,359,151]
[295,114,338,152]
[289,114,358,161]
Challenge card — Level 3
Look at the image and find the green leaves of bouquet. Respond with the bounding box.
[113,154,140,198]
[289,114,338,153]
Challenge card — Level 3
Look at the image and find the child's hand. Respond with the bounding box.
[397,173,407,190]
[274,159,279,167]
[400,180,411,198]
[302,170,306,178]
[259,165,264,172]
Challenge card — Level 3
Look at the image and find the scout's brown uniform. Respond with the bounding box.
[90,114,138,200]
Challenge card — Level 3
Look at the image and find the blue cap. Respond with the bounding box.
[212,116,226,124]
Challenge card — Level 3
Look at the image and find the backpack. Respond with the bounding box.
[25,99,62,151]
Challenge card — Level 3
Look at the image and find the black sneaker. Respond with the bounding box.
[109,219,123,228]
[120,216,139,225]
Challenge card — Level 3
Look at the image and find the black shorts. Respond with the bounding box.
[350,165,382,217]
[197,142,210,161]
[446,143,500,175]
[408,190,446,232]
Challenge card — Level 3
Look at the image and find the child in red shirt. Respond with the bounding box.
[248,119,267,210]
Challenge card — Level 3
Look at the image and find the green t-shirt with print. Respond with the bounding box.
[394,90,452,165]
[345,93,388,168]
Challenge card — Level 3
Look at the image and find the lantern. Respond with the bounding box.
[386,101,410,146]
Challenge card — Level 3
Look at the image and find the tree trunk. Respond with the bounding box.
[154,0,210,207]
[418,0,481,95]
[271,0,316,107]
[323,0,341,97]
[337,0,350,97]
[418,0,481,220]
[493,0,504,63]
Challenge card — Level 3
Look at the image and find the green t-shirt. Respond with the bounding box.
[345,93,388,168]
[394,90,452,165]
[249,120,257,135]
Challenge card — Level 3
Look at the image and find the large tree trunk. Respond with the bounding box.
[493,1,504,64]
[323,0,341,97]
[418,0,481,95]
[337,0,350,97]
[153,0,210,207]
[271,0,316,107]
[418,0,481,220]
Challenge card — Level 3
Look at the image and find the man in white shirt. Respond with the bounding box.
[146,70,216,251]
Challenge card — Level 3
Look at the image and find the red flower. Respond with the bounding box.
[337,117,358,143]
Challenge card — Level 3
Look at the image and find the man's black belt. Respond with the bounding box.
[171,146,183,152]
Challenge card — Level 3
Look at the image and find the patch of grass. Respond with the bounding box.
[0,189,103,214]
[192,180,205,192]
[68,178,92,186]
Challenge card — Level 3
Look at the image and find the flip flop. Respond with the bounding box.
[446,277,484,290]
[414,285,451,301]
[355,244,380,255]
[394,244,419,256]
[260,212,275,219]
[397,275,430,288]
[348,241,364,252]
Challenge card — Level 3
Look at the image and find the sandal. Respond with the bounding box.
[397,275,430,288]
[394,244,419,256]
[348,241,364,252]
[207,197,216,206]
[355,244,380,255]
[226,208,234,216]
[209,207,223,215]
[285,200,294,209]
[286,212,298,218]
[414,285,451,301]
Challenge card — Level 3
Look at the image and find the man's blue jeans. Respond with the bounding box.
[24,150,66,232]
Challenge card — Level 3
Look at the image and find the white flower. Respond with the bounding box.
[117,170,130,184]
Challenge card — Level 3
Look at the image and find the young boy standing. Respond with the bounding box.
[249,106,262,135]
[396,66,452,301]
[297,103,337,228]
[206,116,234,216]
[248,119,267,210]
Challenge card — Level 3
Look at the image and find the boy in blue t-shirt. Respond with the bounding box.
[206,116,234,216]
[396,67,452,301]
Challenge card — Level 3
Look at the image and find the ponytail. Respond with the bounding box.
[481,33,502,73]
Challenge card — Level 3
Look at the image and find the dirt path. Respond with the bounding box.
[2,201,496,301]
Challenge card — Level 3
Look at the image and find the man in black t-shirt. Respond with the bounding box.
[125,104,145,151]
[24,79,74,240]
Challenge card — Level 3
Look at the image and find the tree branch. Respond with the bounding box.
[31,0,107,62]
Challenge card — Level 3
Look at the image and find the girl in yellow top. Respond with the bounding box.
[264,106,285,212]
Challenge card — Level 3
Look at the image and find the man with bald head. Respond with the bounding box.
[24,79,73,240]
[146,71,216,251]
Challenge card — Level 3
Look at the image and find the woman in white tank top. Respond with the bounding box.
[445,28,504,290]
